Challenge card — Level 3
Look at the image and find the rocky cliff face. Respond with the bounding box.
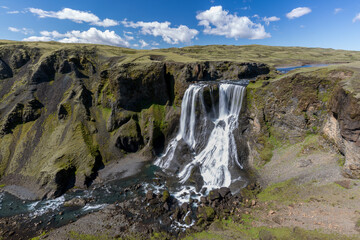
[0,43,270,199]
[245,67,360,179]
[326,86,360,178]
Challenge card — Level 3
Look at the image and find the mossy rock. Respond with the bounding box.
[162,190,170,202]
[115,118,143,152]
[198,206,215,221]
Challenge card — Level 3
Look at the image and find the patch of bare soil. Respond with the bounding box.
[250,136,360,237]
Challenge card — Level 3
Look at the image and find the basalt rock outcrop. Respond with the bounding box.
[0,42,270,199]
[245,67,360,179]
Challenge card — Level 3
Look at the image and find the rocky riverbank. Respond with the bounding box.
[0,174,261,240]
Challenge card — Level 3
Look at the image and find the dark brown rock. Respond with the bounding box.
[0,58,12,79]
[64,198,87,207]
[218,187,231,198]
[146,190,155,200]
[209,189,221,201]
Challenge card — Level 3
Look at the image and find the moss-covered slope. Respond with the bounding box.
[0,42,270,199]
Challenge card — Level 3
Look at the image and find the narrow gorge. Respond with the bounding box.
[0,42,359,239]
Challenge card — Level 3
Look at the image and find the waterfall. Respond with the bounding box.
[155,82,246,191]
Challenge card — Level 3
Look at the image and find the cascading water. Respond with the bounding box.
[155,81,246,193]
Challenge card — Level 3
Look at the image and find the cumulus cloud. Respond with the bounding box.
[263,16,280,25]
[122,20,198,44]
[196,6,270,40]
[334,8,343,14]
[8,27,34,35]
[139,40,149,48]
[286,7,312,19]
[23,27,129,47]
[353,13,360,23]
[29,7,118,27]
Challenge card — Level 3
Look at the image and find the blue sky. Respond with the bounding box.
[1,0,360,50]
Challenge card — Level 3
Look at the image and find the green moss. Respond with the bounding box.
[119,118,139,138]
[139,103,168,142]
[162,190,170,202]
[30,232,46,240]
[246,89,254,109]
[240,187,259,200]
[0,184,5,188]
[198,206,215,221]
[184,231,224,240]
[356,219,360,229]
[186,216,358,240]
[337,155,346,167]
[79,123,100,158]
[247,81,263,89]
[298,134,323,156]
[151,232,172,240]
[257,179,300,204]
[259,145,273,162]
[257,135,274,163]
[100,106,112,120]
[69,231,114,240]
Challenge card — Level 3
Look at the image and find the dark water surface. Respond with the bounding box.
[0,164,161,229]
[277,64,329,73]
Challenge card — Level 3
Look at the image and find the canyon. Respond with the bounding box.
[0,41,359,239]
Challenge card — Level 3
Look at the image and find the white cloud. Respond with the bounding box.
[1,6,9,9]
[196,6,270,40]
[263,16,280,25]
[353,13,360,23]
[122,19,198,44]
[7,11,19,14]
[23,27,130,47]
[8,27,34,35]
[139,39,149,48]
[133,44,139,47]
[334,8,343,14]
[23,36,52,42]
[8,27,20,32]
[123,31,134,41]
[29,7,118,27]
[286,7,312,19]
[152,41,159,46]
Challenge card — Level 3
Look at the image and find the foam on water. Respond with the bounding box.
[28,196,65,217]
[82,204,107,212]
[0,192,4,210]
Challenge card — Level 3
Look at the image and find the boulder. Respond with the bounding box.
[218,187,231,198]
[209,189,221,201]
[146,190,155,200]
[64,198,86,207]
